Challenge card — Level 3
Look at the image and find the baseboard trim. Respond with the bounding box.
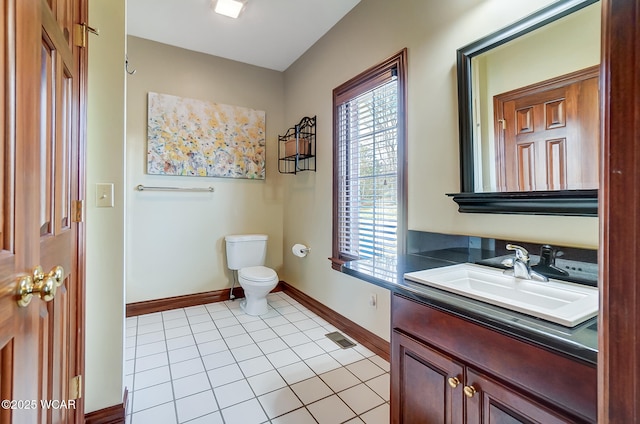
[126,284,284,317]
[125,282,390,361]
[85,389,128,424]
[280,282,390,361]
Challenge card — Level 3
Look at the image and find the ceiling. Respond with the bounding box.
[127,0,361,72]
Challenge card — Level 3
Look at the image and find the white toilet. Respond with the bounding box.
[225,234,279,316]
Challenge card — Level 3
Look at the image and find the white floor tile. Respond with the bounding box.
[131,401,176,424]
[184,305,208,317]
[272,323,299,337]
[194,332,224,348]
[168,345,200,364]
[246,369,287,396]
[291,376,333,404]
[138,322,164,335]
[320,367,360,392]
[266,349,301,368]
[202,350,235,371]
[369,355,390,372]
[242,320,269,332]
[214,379,254,409]
[136,341,166,358]
[366,373,390,401]
[277,361,315,385]
[360,403,390,424]
[239,356,274,377]
[224,333,253,349]
[134,366,171,391]
[208,363,244,387]
[135,352,169,373]
[307,395,356,424]
[338,383,385,414]
[258,386,303,418]
[209,309,234,320]
[293,318,320,332]
[138,313,163,325]
[248,328,278,342]
[170,358,205,379]
[172,372,212,399]
[347,359,386,382]
[162,309,186,321]
[165,326,192,340]
[304,353,342,375]
[230,343,263,362]
[292,341,325,360]
[197,339,227,356]
[257,338,288,354]
[137,331,166,345]
[132,382,174,413]
[182,411,223,424]
[215,316,241,328]
[190,321,218,334]
[175,390,218,423]
[220,398,268,424]
[263,316,289,327]
[128,297,391,424]
[166,335,195,351]
[330,347,366,366]
[163,317,189,330]
[270,407,317,424]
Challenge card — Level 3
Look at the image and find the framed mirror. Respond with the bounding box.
[449,0,600,216]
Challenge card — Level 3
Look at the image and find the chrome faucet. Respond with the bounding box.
[501,244,548,282]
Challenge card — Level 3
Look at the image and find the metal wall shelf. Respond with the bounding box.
[278,116,316,174]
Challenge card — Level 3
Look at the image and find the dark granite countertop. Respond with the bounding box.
[342,251,598,365]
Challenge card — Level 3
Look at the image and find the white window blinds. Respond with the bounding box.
[336,76,398,259]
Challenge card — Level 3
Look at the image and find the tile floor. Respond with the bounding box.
[125,292,390,424]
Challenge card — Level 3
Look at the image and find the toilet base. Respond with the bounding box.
[240,296,269,316]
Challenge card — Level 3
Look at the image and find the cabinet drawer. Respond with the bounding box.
[392,293,596,422]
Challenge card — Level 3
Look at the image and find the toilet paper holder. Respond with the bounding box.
[292,244,311,257]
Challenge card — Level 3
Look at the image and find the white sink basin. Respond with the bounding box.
[404,263,598,327]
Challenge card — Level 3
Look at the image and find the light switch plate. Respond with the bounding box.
[96,183,114,208]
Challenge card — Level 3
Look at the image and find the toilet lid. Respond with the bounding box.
[239,266,277,282]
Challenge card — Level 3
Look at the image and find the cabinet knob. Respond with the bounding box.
[463,385,477,398]
[447,377,460,388]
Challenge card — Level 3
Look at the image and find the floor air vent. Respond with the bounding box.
[325,331,356,349]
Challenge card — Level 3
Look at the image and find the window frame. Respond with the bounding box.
[331,49,408,270]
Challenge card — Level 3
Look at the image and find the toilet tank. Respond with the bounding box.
[225,234,268,270]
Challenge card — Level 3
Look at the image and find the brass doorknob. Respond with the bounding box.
[448,377,460,388]
[17,265,65,307]
[463,385,477,398]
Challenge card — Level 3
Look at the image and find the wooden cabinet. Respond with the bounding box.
[391,294,596,424]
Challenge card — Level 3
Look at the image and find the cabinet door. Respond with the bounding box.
[465,368,582,424]
[392,330,464,424]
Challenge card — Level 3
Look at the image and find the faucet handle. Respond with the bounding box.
[506,244,529,262]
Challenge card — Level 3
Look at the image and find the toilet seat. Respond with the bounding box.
[239,266,277,283]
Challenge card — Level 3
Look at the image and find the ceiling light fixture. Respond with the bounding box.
[213,0,245,19]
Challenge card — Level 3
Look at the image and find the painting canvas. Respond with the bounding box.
[147,92,266,179]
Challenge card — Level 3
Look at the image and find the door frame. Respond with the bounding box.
[599,0,640,422]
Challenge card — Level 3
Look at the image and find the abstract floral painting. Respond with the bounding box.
[147,92,266,179]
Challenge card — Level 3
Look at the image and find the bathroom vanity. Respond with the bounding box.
[341,236,598,424]
[391,293,596,423]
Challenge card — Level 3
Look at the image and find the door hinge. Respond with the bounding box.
[71,200,84,223]
[497,118,506,130]
[74,23,99,48]
[69,375,82,400]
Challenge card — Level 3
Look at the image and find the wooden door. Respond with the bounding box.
[391,330,464,424]
[0,0,86,423]
[494,66,599,192]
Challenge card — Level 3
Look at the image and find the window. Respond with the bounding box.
[331,49,407,269]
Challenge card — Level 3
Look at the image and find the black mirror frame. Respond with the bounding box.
[448,0,599,217]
